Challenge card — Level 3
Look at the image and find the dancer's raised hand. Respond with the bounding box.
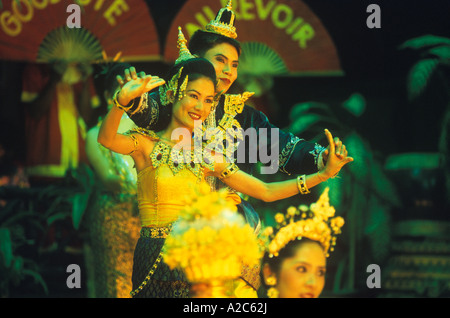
[320,129,353,179]
[116,75,165,106]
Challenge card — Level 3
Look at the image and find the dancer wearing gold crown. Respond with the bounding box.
[98,48,352,298]
[115,1,351,296]
[117,0,349,192]
[260,187,344,298]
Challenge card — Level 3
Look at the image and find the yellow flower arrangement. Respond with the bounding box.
[163,184,263,283]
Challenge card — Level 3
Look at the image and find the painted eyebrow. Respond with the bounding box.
[294,261,326,269]
[187,89,214,98]
[214,53,239,64]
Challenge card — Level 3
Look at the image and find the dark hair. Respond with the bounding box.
[188,30,241,58]
[155,57,217,132]
[163,57,217,88]
[261,238,325,286]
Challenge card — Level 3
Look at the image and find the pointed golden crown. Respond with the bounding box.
[160,27,194,105]
[175,26,195,64]
[263,188,344,258]
[205,0,237,39]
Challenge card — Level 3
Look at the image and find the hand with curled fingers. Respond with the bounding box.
[321,131,348,162]
[116,74,165,106]
[319,129,354,180]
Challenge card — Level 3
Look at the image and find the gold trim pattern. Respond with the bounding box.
[219,163,240,179]
[278,135,302,175]
[129,250,164,297]
[140,226,172,239]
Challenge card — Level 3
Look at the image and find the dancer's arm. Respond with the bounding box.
[210,129,353,202]
[98,75,165,155]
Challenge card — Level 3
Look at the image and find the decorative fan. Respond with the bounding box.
[0,0,161,62]
[239,42,288,76]
[163,0,342,75]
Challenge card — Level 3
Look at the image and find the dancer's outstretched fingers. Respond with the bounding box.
[324,129,335,155]
[145,76,165,90]
[116,75,124,87]
[130,67,138,80]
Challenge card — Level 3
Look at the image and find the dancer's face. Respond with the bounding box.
[171,76,215,131]
[278,241,326,298]
[202,43,239,94]
[266,240,327,298]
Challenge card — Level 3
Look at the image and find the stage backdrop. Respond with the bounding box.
[163,0,343,76]
[0,0,161,62]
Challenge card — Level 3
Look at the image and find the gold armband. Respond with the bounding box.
[113,89,135,111]
[297,175,310,195]
[219,163,240,179]
[127,134,139,155]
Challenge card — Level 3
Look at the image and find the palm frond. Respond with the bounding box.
[289,102,333,120]
[429,45,450,60]
[399,34,450,51]
[407,58,439,100]
[364,196,392,263]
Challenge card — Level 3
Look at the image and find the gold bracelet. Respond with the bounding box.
[219,163,240,179]
[296,175,310,195]
[113,89,134,111]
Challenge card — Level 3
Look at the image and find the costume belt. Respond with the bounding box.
[140,225,172,239]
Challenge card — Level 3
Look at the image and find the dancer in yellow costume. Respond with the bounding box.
[98,53,352,298]
[117,2,353,297]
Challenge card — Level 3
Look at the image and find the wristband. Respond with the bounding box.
[297,175,310,195]
[113,89,135,111]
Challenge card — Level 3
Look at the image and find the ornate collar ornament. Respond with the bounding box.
[193,92,254,160]
[264,187,345,258]
[128,127,215,179]
[205,0,237,39]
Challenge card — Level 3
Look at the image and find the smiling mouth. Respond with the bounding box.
[188,112,201,120]
[220,78,231,85]
[299,293,314,298]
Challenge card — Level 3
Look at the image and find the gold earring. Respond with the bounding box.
[265,275,279,298]
[265,275,276,286]
[267,287,279,298]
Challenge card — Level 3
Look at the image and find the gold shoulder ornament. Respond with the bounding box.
[197,91,254,160]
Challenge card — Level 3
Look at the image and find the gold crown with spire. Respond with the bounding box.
[175,26,196,64]
[205,0,237,39]
[263,188,345,258]
[160,27,194,105]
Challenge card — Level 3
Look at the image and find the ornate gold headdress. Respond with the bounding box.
[160,27,193,105]
[159,66,188,106]
[175,26,196,64]
[205,0,237,39]
[263,187,344,258]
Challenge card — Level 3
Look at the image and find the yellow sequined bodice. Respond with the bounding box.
[137,164,211,227]
[130,128,241,228]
